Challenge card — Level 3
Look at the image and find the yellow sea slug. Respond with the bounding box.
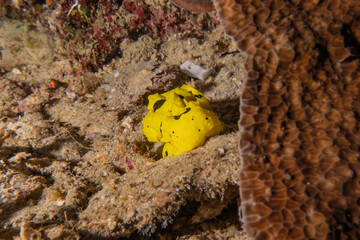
[142,84,224,157]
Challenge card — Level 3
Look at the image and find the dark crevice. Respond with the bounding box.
[314,43,329,69]
[341,23,360,61]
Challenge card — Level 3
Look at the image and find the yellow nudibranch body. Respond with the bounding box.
[142,84,224,157]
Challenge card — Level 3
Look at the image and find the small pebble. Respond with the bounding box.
[121,116,133,129]
[90,132,98,139]
[66,91,76,98]
[218,148,225,156]
[11,68,22,74]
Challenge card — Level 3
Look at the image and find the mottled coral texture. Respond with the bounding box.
[212,0,360,239]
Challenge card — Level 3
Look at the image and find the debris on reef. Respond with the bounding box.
[180,60,212,80]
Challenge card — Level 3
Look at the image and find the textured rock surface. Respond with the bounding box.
[213,0,360,239]
[0,2,247,237]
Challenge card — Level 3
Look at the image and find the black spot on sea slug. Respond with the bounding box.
[153,100,166,112]
[174,108,191,120]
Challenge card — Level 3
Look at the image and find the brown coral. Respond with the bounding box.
[171,0,215,13]
[210,0,360,239]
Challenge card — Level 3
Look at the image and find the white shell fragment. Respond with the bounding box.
[180,60,212,81]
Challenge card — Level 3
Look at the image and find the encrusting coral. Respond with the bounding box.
[212,0,360,239]
[173,0,360,239]
[142,84,223,157]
